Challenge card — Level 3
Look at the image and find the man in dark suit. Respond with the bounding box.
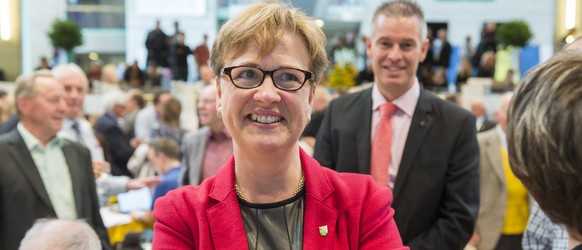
[0,71,110,250]
[313,1,479,249]
[94,91,135,177]
[433,28,452,70]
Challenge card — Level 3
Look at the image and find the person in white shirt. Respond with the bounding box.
[53,64,159,205]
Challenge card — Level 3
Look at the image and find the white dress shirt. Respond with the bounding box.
[59,118,105,161]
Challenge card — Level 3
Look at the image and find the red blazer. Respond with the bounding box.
[152,148,408,250]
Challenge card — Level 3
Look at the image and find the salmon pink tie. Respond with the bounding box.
[371,102,398,187]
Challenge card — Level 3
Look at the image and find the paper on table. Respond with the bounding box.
[99,207,133,228]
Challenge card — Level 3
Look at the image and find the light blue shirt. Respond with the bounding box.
[18,123,78,219]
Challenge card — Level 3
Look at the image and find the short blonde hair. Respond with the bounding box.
[13,70,54,114]
[209,0,328,83]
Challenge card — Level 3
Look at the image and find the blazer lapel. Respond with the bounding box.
[206,158,249,249]
[206,197,248,249]
[484,134,505,183]
[392,89,434,200]
[356,89,373,174]
[8,130,53,209]
[301,151,338,249]
[62,141,84,215]
[192,127,209,184]
[303,196,338,248]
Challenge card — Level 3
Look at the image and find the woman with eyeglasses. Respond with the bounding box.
[152,1,407,249]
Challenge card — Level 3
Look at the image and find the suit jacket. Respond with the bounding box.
[435,41,452,68]
[314,87,480,250]
[0,114,19,134]
[0,129,111,250]
[180,126,209,185]
[153,149,408,250]
[474,128,509,250]
[94,112,134,177]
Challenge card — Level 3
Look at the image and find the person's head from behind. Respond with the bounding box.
[445,93,461,105]
[101,64,119,84]
[160,97,182,127]
[39,57,50,69]
[125,89,146,113]
[14,70,65,143]
[153,91,172,115]
[493,92,512,132]
[19,218,101,250]
[198,85,221,128]
[103,90,126,117]
[147,137,181,173]
[52,63,89,119]
[199,65,215,85]
[470,98,486,117]
[210,1,328,152]
[507,51,582,243]
[365,0,429,100]
[480,51,496,69]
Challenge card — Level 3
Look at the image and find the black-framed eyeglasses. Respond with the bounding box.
[221,65,313,91]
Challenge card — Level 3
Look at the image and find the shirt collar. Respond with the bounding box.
[495,125,507,150]
[62,118,80,128]
[17,123,63,150]
[206,127,232,141]
[372,78,420,117]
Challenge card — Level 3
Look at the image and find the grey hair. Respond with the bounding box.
[52,63,90,90]
[103,90,127,111]
[371,0,427,40]
[19,218,101,250]
[507,51,582,237]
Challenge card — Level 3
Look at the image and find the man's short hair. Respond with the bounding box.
[52,63,89,90]
[371,0,427,40]
[103,90,126,111]
[130,91,146,109]
[153,90,170,105]
[149,137,180,161]
[507,51,582,237]
[19,218,101,250]
[13,70,54,114]
[161,97,182,126]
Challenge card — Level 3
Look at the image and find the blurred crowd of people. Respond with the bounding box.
[1,1,582,250]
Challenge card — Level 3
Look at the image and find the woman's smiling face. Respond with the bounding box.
[217,31,315,153]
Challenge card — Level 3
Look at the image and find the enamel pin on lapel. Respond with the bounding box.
[318,225,328,236]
